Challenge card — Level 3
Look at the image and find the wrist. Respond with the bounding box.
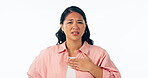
[88,63,96,72]
[88,64,103,78]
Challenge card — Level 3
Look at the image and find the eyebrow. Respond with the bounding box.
[77,20,83,21]
[67,19,73,21]
[67,19,83,21]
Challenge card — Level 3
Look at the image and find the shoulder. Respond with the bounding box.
[89,44,108,56]
[89,44,105,52]
[38,44,59,56]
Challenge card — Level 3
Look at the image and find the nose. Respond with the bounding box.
[72,26,79,30]
[72,23,79,30]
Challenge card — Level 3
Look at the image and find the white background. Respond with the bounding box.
[0,0,148,78]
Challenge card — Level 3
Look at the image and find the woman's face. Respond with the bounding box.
[61,12,86,42]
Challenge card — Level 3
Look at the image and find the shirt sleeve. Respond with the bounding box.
[27,49,47,78]
[98,49,121,78]
[27,55,42,78]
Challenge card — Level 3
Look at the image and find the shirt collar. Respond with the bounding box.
[58,41,90,54]
[58,42,67,53]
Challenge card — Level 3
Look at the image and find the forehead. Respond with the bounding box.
[65,12,83,20]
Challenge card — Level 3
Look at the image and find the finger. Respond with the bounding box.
[70,64,77,69]
[69,59,75,62]
[69,58,79,62]
[69,63,74,66]
[67,62,73,66]
[69,62,79,66]
[82,53,88,58]
[75,66,79,70]
[71,65,79,70]
[73,66,80,71]
[71,66,77,69]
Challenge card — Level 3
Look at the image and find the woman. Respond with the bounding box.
[27,6,121,78]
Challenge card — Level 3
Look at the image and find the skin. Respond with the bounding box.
[61,12,86,57]
[61,12,103,78]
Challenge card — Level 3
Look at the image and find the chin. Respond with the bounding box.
[66,35,82,42]
[70,37,81,42]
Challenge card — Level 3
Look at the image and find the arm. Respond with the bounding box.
[99,50,121,78]
[68,50,121,78]
[27,49,47,78]
[27,55,42,78]
[88,51,121,78]
[88,63,103,78]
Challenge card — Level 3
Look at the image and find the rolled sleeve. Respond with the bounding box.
[99,50,121,78]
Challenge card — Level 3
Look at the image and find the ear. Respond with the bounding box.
[60,24,64,31]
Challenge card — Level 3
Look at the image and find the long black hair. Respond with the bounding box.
[55,6,94,45]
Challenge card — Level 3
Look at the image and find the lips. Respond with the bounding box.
[71,31,79,35]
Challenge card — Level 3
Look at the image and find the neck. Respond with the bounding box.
[66,40,82,54]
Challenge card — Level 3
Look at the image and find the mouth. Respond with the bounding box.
[71,31,79,36]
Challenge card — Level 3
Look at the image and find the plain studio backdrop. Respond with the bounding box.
[0,0,148,78]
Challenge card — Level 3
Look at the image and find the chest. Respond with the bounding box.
[45,52,95,78]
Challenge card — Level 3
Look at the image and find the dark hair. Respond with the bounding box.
[55,6,94,45]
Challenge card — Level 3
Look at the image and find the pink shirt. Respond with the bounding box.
[27,41,121,78]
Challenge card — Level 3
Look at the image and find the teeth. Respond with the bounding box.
[72,32,79,34]
[73,32,78,34]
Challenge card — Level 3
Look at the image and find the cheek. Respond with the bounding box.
[62,22,68,29]
[64,26,71,31]
[63,26,71,34]
[81,26,86,33]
